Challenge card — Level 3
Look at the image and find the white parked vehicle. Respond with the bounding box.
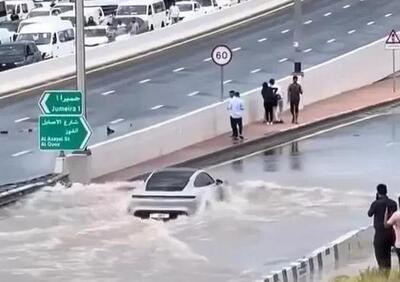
[6,0,35,20]
[17,15,60,32]
[175,0,202,21]
[17,19,74,58]
[50,1,73,14]
[192,0,217,14]
[128,168,225,220]
[215,0,237,8]
[60,7,108,26]
[26,6,51,17]
[116,0,168,31]
[0,27,12,43]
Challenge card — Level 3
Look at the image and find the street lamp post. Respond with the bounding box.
[75,0,86,118]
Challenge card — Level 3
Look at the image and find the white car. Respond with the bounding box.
[215,0,238,8]
[176,0,203,21]
[128,168,224,220]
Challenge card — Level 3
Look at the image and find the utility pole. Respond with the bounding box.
[75,0,87,118]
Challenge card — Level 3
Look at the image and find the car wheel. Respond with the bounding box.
[150,25,154,31]
[161,21,165,28]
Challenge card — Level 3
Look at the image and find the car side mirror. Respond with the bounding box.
[216,179,223,185]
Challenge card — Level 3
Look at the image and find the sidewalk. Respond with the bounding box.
[96,77,400,183]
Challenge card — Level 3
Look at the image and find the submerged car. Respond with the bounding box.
[128,168,224,220]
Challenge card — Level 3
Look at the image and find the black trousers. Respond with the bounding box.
[231,117,243,137]
[374,231,395,273]
[264,102,274,123]
[230,116,235,136]
[290,100,300,117]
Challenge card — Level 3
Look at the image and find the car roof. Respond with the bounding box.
[154,167,199,174]
[0,41,33,46]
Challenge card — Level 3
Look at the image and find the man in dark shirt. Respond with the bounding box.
[287,75,303,124]
[368,184,398,274]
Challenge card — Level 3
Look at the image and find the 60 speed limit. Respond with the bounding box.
[211,45,233,66]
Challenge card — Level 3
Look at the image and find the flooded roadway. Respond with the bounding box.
[1,109,400,282]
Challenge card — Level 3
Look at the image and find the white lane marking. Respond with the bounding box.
[187,91,200,97]
[12,150,32,157]
[223,80,232,85]
[343,4,351,9]
[303,20,312,25]
[324,12,332,17]
[366,21,375,26]
[209,114,383,169]
[258,37,267,42]
[14,117,30,123]
[385,13,392,18]
[101,90,115,96]
[303,48,312,53]
[139,79,151,84]
[150,104,164,110]
[327,38,336,43]
[110,118,124,124]
[250,68,261,74]
[232,47,242,52]
[279,57,288,63]
[281,29,290,34]
[173,67,185,73]
[348,29,356,34]
[203,57,212,62]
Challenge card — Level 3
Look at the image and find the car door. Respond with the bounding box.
[147,5,154,30]
[25,44,34,64]
[30,43,40,62]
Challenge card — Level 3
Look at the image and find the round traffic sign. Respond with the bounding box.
[211,45,233,66]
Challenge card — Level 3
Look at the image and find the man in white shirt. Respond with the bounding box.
[169,2,180,24]
[227,91,244,140]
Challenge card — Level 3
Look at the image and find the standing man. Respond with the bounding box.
[269,78,283,123]
[227,91,244,141]
[228,90,236,137]
[287,75,303,124]
[368,184,397,275]
[169,2,180,24]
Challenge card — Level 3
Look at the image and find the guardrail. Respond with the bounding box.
[262,226,374,282]
[0,0,292,96]
[77,33,400,180]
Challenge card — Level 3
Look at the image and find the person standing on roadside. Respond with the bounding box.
[287,75,303,124]
[368,184,398,276]
[384,196,400,268]
[269,78,283,123]
[228,90,236,137]
[261,82,276,125]
[169,2,180,24]
[227,91,244,141]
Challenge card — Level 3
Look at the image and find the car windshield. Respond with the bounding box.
[0,45,25,56]
[54,5,73,13]
[0,22,18,32]
[28,11,50,18]
[146,171,194,192]
[176,4,193,11]
[6,4,16,14]
[61,16,75,25]
[85,28,107,37]
[18,32,51,45]
[197,0,211,7]
[117,5,146,15]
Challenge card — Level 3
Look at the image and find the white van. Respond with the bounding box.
[60,6,108,26]
[6,0,35,20]
[116,0,168,31]
[17,15,61,32]
[192,0,217,14]
[17,19,74,58]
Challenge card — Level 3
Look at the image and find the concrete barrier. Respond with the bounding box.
[82,33,400,180]
[0,0,292,95]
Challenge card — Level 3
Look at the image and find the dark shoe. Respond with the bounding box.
[239,135,244,140]
[233,137,239,141]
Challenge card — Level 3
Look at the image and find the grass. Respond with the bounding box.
[333,268,400,282]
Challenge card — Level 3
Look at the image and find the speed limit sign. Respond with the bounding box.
[211,45,233,66]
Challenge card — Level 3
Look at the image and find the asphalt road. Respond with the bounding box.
[1,108,400,281]
[1,0,400,184]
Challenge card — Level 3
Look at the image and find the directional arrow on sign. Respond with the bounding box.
[39,90,83,115]
[39,116,92,151]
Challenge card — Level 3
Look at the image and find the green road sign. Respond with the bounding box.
[39,90,83,115]
[39,116,92,151]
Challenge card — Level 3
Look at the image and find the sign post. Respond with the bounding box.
[385,29,400,93]
[211,45,232,101]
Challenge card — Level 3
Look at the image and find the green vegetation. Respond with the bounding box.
[333,268,400,282]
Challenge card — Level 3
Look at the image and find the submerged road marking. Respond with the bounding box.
[223,80,232,85]
[324,12,332,17]
[203,57,212,62]
[348,29,356,34]
[209,114,383,169]
[14,117,30,123]
[250,68,261,74]
[232,47,242,52]
[173,67,185,73]
[303,48,312,53]
[281,29,290,34]
[110,118,124,124]
[279,57,288,63]
[150,105,164,110]
[366,21,375,26]
[101,90,115,96]
[385,13,392,18]
[187,91,200,97]
[327,38,336,43]
[139,79,151,84]
[258,38,267,42]
[343,4,351,9]
[12,150,32,157]
[303,20,312,25]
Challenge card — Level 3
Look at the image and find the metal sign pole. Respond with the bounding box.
[393,49,396,93]
[220,66,224,101]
